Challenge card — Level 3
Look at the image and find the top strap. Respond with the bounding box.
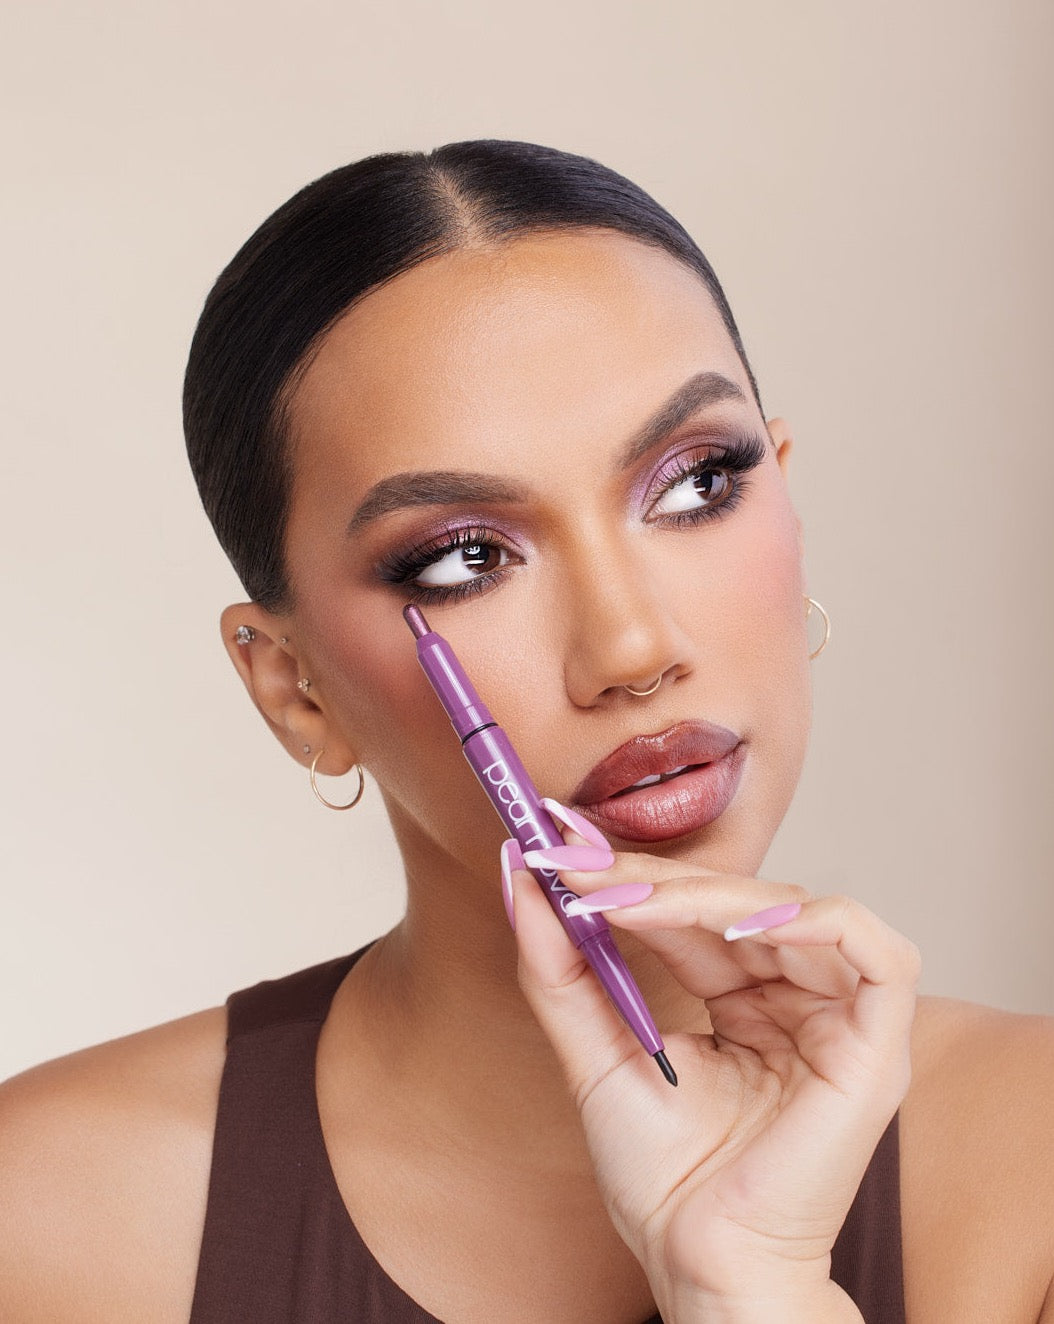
[225,949,365,1040]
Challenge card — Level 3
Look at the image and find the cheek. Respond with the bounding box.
[297,584,507,854]
[729,498,813,798]
[673,488,806,670]
[672,487,810,750]
[737,504,806,656]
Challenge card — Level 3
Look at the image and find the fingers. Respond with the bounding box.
[519,800,915,1022]
[509,865,656,1109]
[526,799,843,999]
[589,874,860,1002]
[499,839,524,931]
[739,894,922,1066]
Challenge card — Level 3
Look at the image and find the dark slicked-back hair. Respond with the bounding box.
[183,139,760,610]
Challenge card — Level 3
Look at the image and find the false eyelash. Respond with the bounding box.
[646,431,768,527]
[377,430,770,605]
[655,431,768,491]
[376,524,511,588]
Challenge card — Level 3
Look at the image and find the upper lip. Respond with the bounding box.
[571,720,743,805]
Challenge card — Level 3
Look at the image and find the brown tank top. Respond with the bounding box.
[190,948,906,1322]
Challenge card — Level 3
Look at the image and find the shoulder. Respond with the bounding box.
[907,994,1054,1150]
[901,995,1054,1321]
[0,1005,228,1322]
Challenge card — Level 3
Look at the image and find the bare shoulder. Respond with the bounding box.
[901,994,1054,1321]
[908,994,1054,1144]
[0,1005,227,1323]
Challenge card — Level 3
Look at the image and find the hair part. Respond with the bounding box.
[183,140,762,611]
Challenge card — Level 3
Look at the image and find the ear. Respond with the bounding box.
[219,603,358,775]
[765,416,805,561]
[766,415,793,476]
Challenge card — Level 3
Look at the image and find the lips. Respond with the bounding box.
[571,720,745,844]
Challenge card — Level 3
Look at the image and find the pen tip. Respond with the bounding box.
[403,604,430,638]
[654,1050,678,1087]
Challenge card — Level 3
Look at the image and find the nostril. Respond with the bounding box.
[623,674,664,697]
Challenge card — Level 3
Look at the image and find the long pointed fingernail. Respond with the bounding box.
[500,839,525,931]
[540,798,612,851]
[724,902,802,941]
[564,882,654,915]
[521,843,615,872]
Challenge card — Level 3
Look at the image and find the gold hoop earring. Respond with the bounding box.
[624,676,663,697]
[309,749,365,810]
[805,595,831,660]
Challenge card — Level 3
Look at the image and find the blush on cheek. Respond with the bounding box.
[740,500,804,628]
[726,503,811,730]
[296,588,424,750]
[300,594,501,853]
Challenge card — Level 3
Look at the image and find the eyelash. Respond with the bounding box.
[377,525,508,604]
[376,433,768,606]
[649,432,766,530]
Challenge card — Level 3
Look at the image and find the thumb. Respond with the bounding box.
[510,867,648,1105]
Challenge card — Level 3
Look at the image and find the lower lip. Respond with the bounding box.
[574,742,746,844]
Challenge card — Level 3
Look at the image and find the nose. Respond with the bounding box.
[561,542,697,707]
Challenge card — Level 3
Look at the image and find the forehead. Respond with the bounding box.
[287,229,751,488]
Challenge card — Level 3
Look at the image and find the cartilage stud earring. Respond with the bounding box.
[234,625,256,645]
[297,678,312,693]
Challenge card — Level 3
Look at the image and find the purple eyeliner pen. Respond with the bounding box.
[403,604,677,1087]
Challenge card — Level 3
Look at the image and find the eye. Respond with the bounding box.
[414,541,511,586]
[650,464,732,517]
[374,524,523,605]
[643,434,768,527]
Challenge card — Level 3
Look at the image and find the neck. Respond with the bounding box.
[325,806,705,1173]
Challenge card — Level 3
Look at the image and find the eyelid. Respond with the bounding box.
[374,521,525,587]
[371,430,767,602]
[640,431,768,512]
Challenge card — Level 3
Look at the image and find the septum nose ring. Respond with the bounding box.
[623,675,663,697]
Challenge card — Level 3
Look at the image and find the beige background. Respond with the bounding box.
[1,1,1051,1080]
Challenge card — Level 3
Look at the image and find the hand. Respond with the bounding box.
[505,807,920,1321]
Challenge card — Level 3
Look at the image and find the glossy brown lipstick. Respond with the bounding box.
[572,720,745,843]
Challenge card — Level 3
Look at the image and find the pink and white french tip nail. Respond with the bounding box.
[500,839,525,931]
[564,882,654,916]
[540,798,612,852]
[724,902,802,942]
[522,843,615,872]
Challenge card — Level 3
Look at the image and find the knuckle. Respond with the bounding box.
[825,892,856,921]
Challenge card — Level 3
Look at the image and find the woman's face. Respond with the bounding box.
[281,229,811,889]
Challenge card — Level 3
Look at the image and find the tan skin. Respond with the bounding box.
[1,230,1053,1321]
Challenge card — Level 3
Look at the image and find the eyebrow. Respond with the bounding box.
[347,471,530,531]
[615,370,746,469]
[346,370,747,532]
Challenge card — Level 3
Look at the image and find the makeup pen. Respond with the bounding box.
[403,604,676,1087]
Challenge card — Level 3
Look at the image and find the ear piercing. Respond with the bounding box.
[309,748,365,810]
[804,595,831,659]
[235,624,314,690]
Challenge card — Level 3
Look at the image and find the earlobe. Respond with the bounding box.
[217,603,357,773]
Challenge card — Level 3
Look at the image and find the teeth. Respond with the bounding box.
[628,764,690,792]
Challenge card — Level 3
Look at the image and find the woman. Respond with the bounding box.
[1,140,1052,1322]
